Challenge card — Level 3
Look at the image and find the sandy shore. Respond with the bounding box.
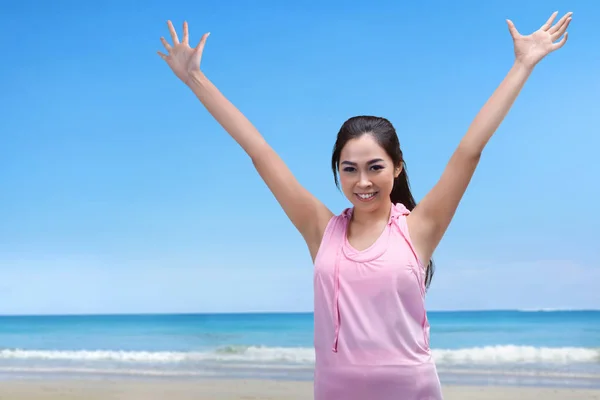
[0,379,599,400]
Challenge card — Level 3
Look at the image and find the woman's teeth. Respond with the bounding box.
[356,192,377,201]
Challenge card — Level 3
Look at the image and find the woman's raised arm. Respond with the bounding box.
[158,21,333,259]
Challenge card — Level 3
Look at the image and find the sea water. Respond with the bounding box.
[0,310,598,388]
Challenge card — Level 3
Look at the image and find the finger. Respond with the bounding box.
[549,12,573,34]
[506,19,520,38]
[182,21,189,44]
[194,32,210,58]
[552,31,569,51]
[157,51,168,61]
[160,37,172,52]
[552,17,571,41]
[167,20,179,44]
[540,11,558,31]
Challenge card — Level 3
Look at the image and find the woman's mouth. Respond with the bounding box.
[355,192,378,202]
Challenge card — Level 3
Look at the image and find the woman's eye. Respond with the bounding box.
[343,167,355,172]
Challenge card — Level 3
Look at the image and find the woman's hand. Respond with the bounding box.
[508,11,572,69]
[157,21,210,85]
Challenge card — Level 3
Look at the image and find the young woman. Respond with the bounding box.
[158,11,572,400]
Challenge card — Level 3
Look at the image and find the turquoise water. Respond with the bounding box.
[1,310,599,388]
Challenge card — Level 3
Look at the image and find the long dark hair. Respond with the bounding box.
[330,115,435,289]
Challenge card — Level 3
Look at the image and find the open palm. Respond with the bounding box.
[157,21,210,84]
[508,11,572,68]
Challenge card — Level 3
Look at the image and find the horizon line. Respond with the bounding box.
[1,308,599,317]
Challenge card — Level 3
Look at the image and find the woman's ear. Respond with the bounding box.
[394,164,403,178]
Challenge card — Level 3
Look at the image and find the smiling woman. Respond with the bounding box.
[329,115,426,262]
[157,10,573,400]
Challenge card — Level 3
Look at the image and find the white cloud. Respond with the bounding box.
[0,254,314,315]
[1,256,597,315]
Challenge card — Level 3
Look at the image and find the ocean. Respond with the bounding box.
[0,310,599,388]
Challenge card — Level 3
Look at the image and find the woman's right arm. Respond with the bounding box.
[158,21,333,259]
[189,71,333,257]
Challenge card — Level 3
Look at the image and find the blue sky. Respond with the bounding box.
[1,1,598,315]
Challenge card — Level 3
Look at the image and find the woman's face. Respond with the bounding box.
[338,134,401,212]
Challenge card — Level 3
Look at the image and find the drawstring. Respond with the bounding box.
[331,203,413,353]
[332,209,353,353]
[391,206,429,347]
[332,246,341,352]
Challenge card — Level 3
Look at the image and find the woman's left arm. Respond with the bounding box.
[408,11,573,263]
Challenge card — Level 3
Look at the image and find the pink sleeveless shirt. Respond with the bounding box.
[313,202,443,400]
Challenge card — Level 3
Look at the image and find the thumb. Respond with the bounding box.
[194,32,210,58]
[506,19,520,38]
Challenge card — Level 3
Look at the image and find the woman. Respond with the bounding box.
[157,11,572,400]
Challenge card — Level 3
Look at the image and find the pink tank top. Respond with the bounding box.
[312,202,442,399]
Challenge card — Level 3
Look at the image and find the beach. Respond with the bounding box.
[1,379,600,400]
